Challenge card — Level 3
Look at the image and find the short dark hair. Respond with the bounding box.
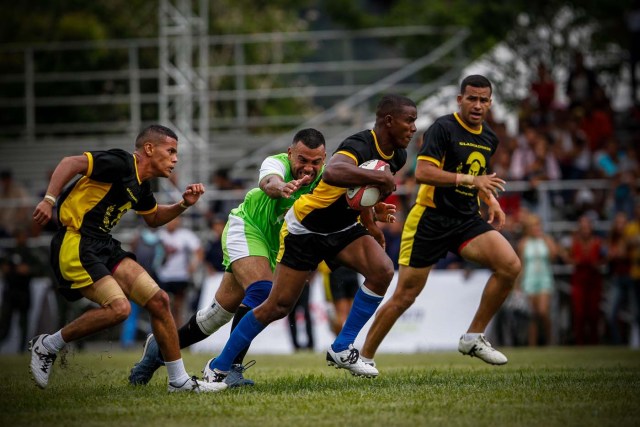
[135,125,178,149]
[375,94,416,119]
[460,75,492,95]
[292,128,326,149]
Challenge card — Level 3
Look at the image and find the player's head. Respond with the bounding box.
[288,128,326,181]
[375,94,417,149]
[457,75,492,130]
[135,125,178,149]
[135,124,179,178]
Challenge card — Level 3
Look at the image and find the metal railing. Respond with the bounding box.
[0,26,468,142]
[0,177,620,246]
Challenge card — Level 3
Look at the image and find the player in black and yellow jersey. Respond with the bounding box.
[29,125,226,393]
[202,95,417,381]
[362,75,521,368]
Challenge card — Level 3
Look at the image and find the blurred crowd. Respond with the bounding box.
[2,49,640,352]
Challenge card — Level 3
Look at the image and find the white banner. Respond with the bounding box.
[190,269,490,355]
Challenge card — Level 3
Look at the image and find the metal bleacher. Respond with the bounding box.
[0,5,471,195]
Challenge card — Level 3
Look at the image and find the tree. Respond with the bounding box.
[325,0,632,109]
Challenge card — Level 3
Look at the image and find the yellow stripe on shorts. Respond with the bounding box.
[398,204,425,266]
[60,229,93,289]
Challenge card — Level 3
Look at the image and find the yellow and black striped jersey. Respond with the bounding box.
[416,112,499,218]
[57,149,158,239]
[291,129,407,234]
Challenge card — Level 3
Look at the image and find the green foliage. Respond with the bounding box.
[324,0,375,29]
[324,0,634,109]
[0,0,156,43]
[209,0,313,34]
[1,347,639,426]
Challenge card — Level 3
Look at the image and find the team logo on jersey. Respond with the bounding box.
[465,151,486,176]
[100,202,132,233]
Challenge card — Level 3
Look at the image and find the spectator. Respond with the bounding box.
[0,170,30,238]
[492,147,521,216]
[157,216,204,326]
[593,138,638,217]
[517,213,559,346]
[287,281,314,352]
[605,212,633,345]
[511,128,561,211]
[565,51,599,112]
[203,214,226,275]
[578,95,614,153]
[623,203,640,342]
[0,227,45,351]
[530,62,557,126]
[551,110,591,181]
[627,0,640,105]
[209,169,243,218]
[569,215,605,345]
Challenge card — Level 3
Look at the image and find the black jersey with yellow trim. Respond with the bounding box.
[57,149,157,239]
[292,129,407,234]
[415,112,499,218]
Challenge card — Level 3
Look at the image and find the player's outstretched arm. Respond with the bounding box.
[260,174,311,199]
[144,183,205,227]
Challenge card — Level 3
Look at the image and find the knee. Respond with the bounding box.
[110,298,131,324]
[498,256,521,284]
[258,300,291,323]
[145,289,171,315]
[367,259,395,292]
[397,289,421,311]
[271,301,292,321]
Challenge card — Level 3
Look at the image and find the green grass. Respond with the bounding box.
[1,346,639,426]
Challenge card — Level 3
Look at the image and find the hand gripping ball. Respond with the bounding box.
[345,159,389,210]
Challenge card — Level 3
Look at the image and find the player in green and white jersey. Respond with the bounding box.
[129,128,326,387]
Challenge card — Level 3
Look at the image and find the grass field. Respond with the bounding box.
[1,345,639,427]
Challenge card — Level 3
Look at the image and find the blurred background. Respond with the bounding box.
[1,0,638,353]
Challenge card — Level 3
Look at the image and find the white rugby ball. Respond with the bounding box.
[345,159,389,210]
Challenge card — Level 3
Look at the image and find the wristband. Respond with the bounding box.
[179,200,191,209]
[43,194,56,206]
[457,174,474,186]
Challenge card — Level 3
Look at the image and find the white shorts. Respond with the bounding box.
[222,215,275,271]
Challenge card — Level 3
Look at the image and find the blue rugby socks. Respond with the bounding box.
[331,286,383,352]
[210,310,265,372]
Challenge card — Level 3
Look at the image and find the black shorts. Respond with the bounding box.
[278,223,369,272]
[399,205,494,268]
[50,227,134,301]
[159,280,190,295]
[328,266,359,301]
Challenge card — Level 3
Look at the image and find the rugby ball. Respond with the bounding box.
[345,159,389,210]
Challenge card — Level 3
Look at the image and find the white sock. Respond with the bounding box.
[43,331,66,353]
[196,297,234,335]
[361,356,375,364]
[165,359,190,385]
[463,333,481,341]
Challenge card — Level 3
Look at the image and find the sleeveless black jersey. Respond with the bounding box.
[57,149,158,239]
[416,113,499,218]
[291,129,407,233]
